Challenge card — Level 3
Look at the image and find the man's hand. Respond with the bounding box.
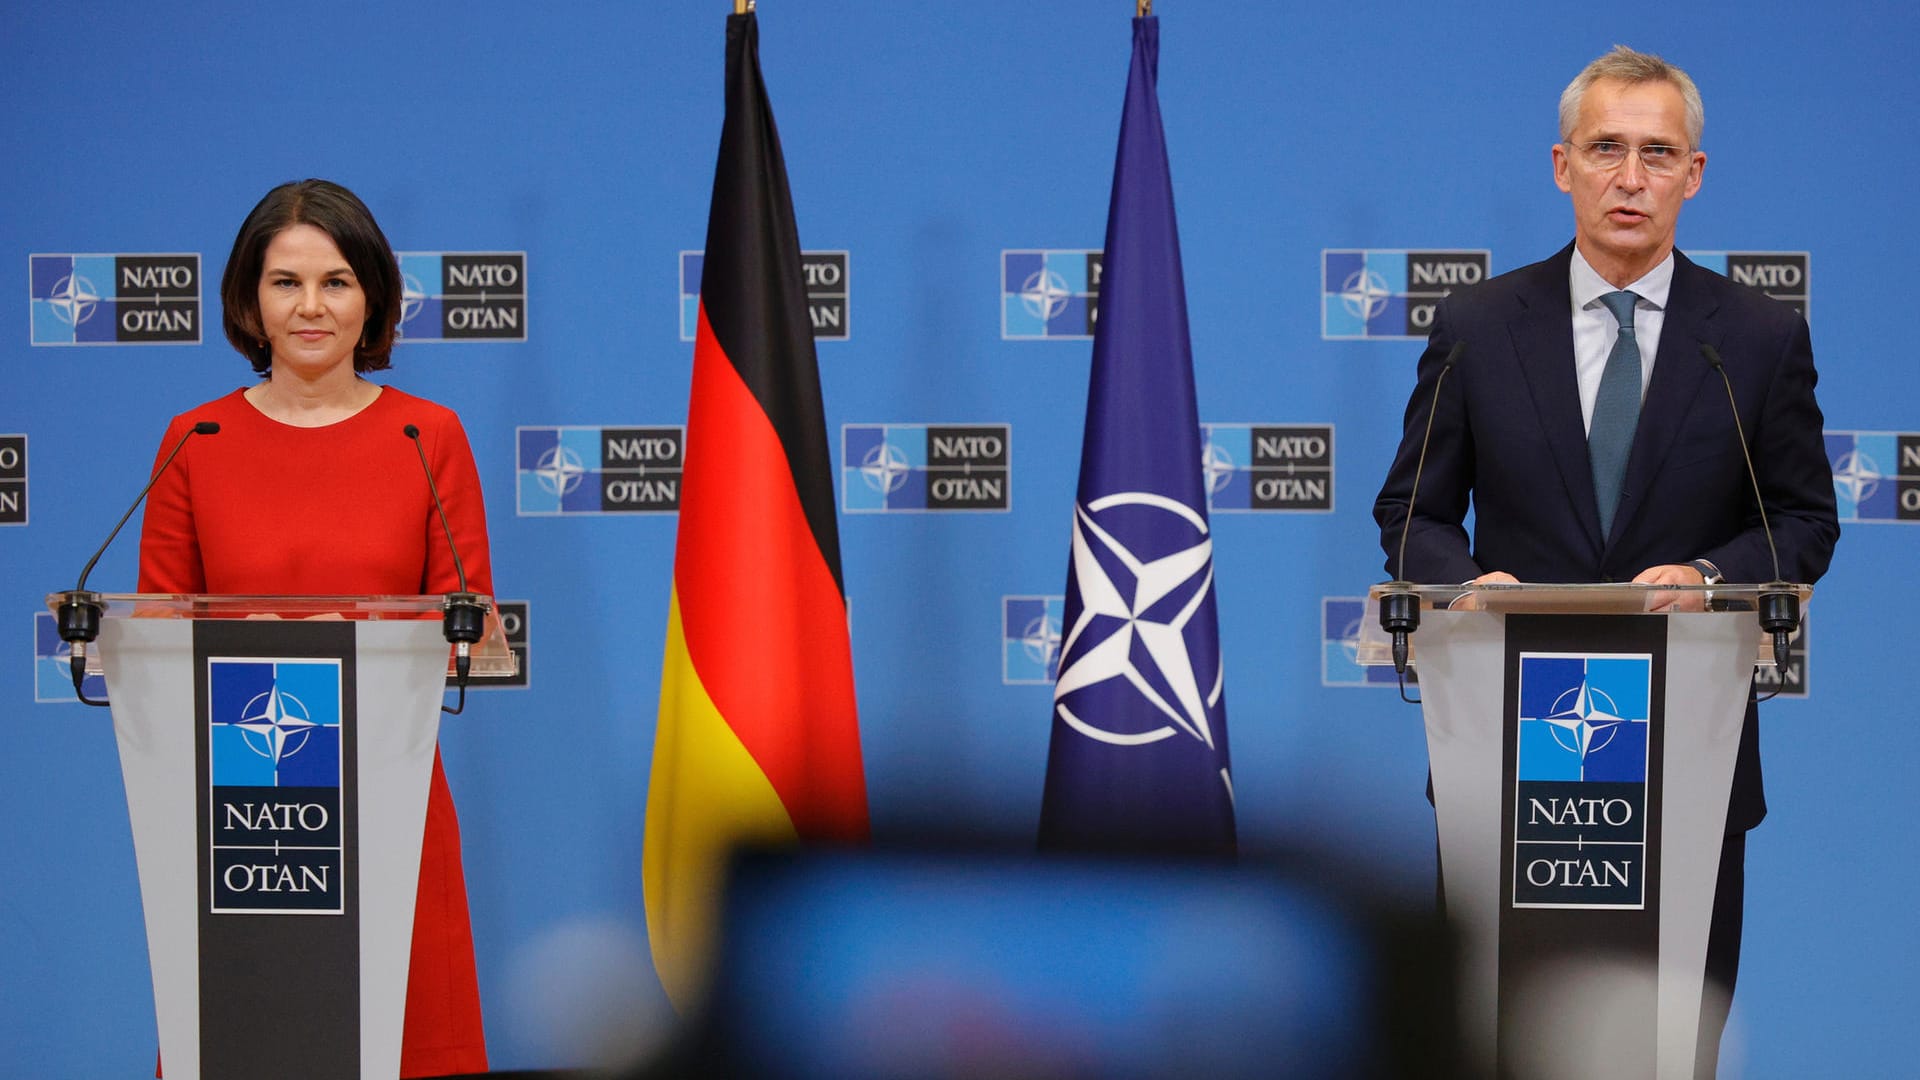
[1633,563,1708,611]
[1451,570,1520,610]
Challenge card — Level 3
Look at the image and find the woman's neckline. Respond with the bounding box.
[241,380,386,430]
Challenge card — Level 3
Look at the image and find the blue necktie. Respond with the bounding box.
[1590,290,1642,539]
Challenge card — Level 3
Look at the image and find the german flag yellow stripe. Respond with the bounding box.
[643,588,798,1009]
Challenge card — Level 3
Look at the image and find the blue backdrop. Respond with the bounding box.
[3,2,1914,1075]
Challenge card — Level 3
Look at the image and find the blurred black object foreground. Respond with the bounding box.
[624,842,1464,1080]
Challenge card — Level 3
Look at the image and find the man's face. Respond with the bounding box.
[1552,77,1705,282]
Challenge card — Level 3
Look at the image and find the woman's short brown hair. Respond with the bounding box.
[220,179,403,375]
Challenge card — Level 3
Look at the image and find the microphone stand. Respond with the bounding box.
[405,425,489,715]
[1700,344,1800,698]
[1379,341,1466,704]
[55,420,220,706]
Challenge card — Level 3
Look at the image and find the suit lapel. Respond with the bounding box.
[1610,251,1722,544]
[1506,243,1604,546]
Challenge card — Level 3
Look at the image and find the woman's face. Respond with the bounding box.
[256,224,367,379]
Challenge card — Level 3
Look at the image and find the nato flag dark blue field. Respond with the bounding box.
[1039,16,1236,855]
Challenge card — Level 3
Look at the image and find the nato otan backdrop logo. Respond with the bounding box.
[1690,251,1809,319]
[29,253,201,345]
[0,435,24,526]
[516,426,683,515]
[1203,424,1334,512]
[1321,597,1400,688]
[1003,596,1064,685]
[1002,250,1102,340]
[1827,430,1919,522]
[397,252,526,341]
[842,424,1012,513]
[1321,249,1489,340]
[680,251,849,340]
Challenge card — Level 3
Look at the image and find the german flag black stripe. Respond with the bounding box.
[696,12,844,596]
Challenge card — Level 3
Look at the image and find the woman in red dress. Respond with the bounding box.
[138,179,490,1077]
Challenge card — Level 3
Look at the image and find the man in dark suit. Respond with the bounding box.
[1373,46,1838,1073]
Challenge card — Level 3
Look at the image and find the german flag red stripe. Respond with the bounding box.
[677,300,866,837]
[643,11,866,1012]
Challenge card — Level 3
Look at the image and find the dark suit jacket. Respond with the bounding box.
[1373,243,1840,830]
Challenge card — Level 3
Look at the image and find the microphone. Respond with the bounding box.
[1379,340,1467,695]
[1698,343,1799,675]
[403,424,488,715]
[56,420,220,706]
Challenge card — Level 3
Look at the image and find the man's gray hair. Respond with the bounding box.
[1559,45,1705,148]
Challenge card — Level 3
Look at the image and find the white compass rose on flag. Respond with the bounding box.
[1052,491,1223,748]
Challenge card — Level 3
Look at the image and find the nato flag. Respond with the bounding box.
[1038,16,1235,855]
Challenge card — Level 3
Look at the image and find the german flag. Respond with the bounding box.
[643,11,868,1012]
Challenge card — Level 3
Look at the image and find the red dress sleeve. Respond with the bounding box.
[136,414,207,594]
[419,411,494,599]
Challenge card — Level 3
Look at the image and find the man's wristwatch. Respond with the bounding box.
[1688,559,1723,585]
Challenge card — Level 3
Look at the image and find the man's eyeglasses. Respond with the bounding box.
[1568,140,1695,176]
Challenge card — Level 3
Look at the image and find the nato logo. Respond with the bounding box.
[1513,652,1651,909]
[1002,249,1102,339]
[1003,596,1064,685]
[1827,430,1920,522]
[1321,598,1399,687]
[1690,251,1809,319]
[842,424,1012,512]
[680,250,850,340]
[451,600,529,690]
[516,426,683,515]
[0,435,24,525]
[1052,491,1224,756]
[34,611,106,703]
[208,658,344,914]
[397,252,526,341]
[1321,249,1489,339]
[30,253,201,345]
[1203,424,1334,512]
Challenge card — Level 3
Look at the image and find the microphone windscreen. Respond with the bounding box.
[403,424,421,439]
[193,421,221,435]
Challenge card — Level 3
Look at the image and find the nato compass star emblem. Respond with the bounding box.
[1202,439,1236,496]
[1339,268,1391,321]
[233,684,318,769]
[1052,492,1223,747]
[859,441,911,494]
[400,271,428,328]
[1021,611,1063,675]
[1540,679,1626,761]
[1338,613,1365,666]
[47,272,101,327]
[535,444,587,496]
[1832,447,1881,506]
[1019,268,1073,321]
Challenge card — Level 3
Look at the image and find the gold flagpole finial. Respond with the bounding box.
[1138,0,1152,15]
[735,0,753,13]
